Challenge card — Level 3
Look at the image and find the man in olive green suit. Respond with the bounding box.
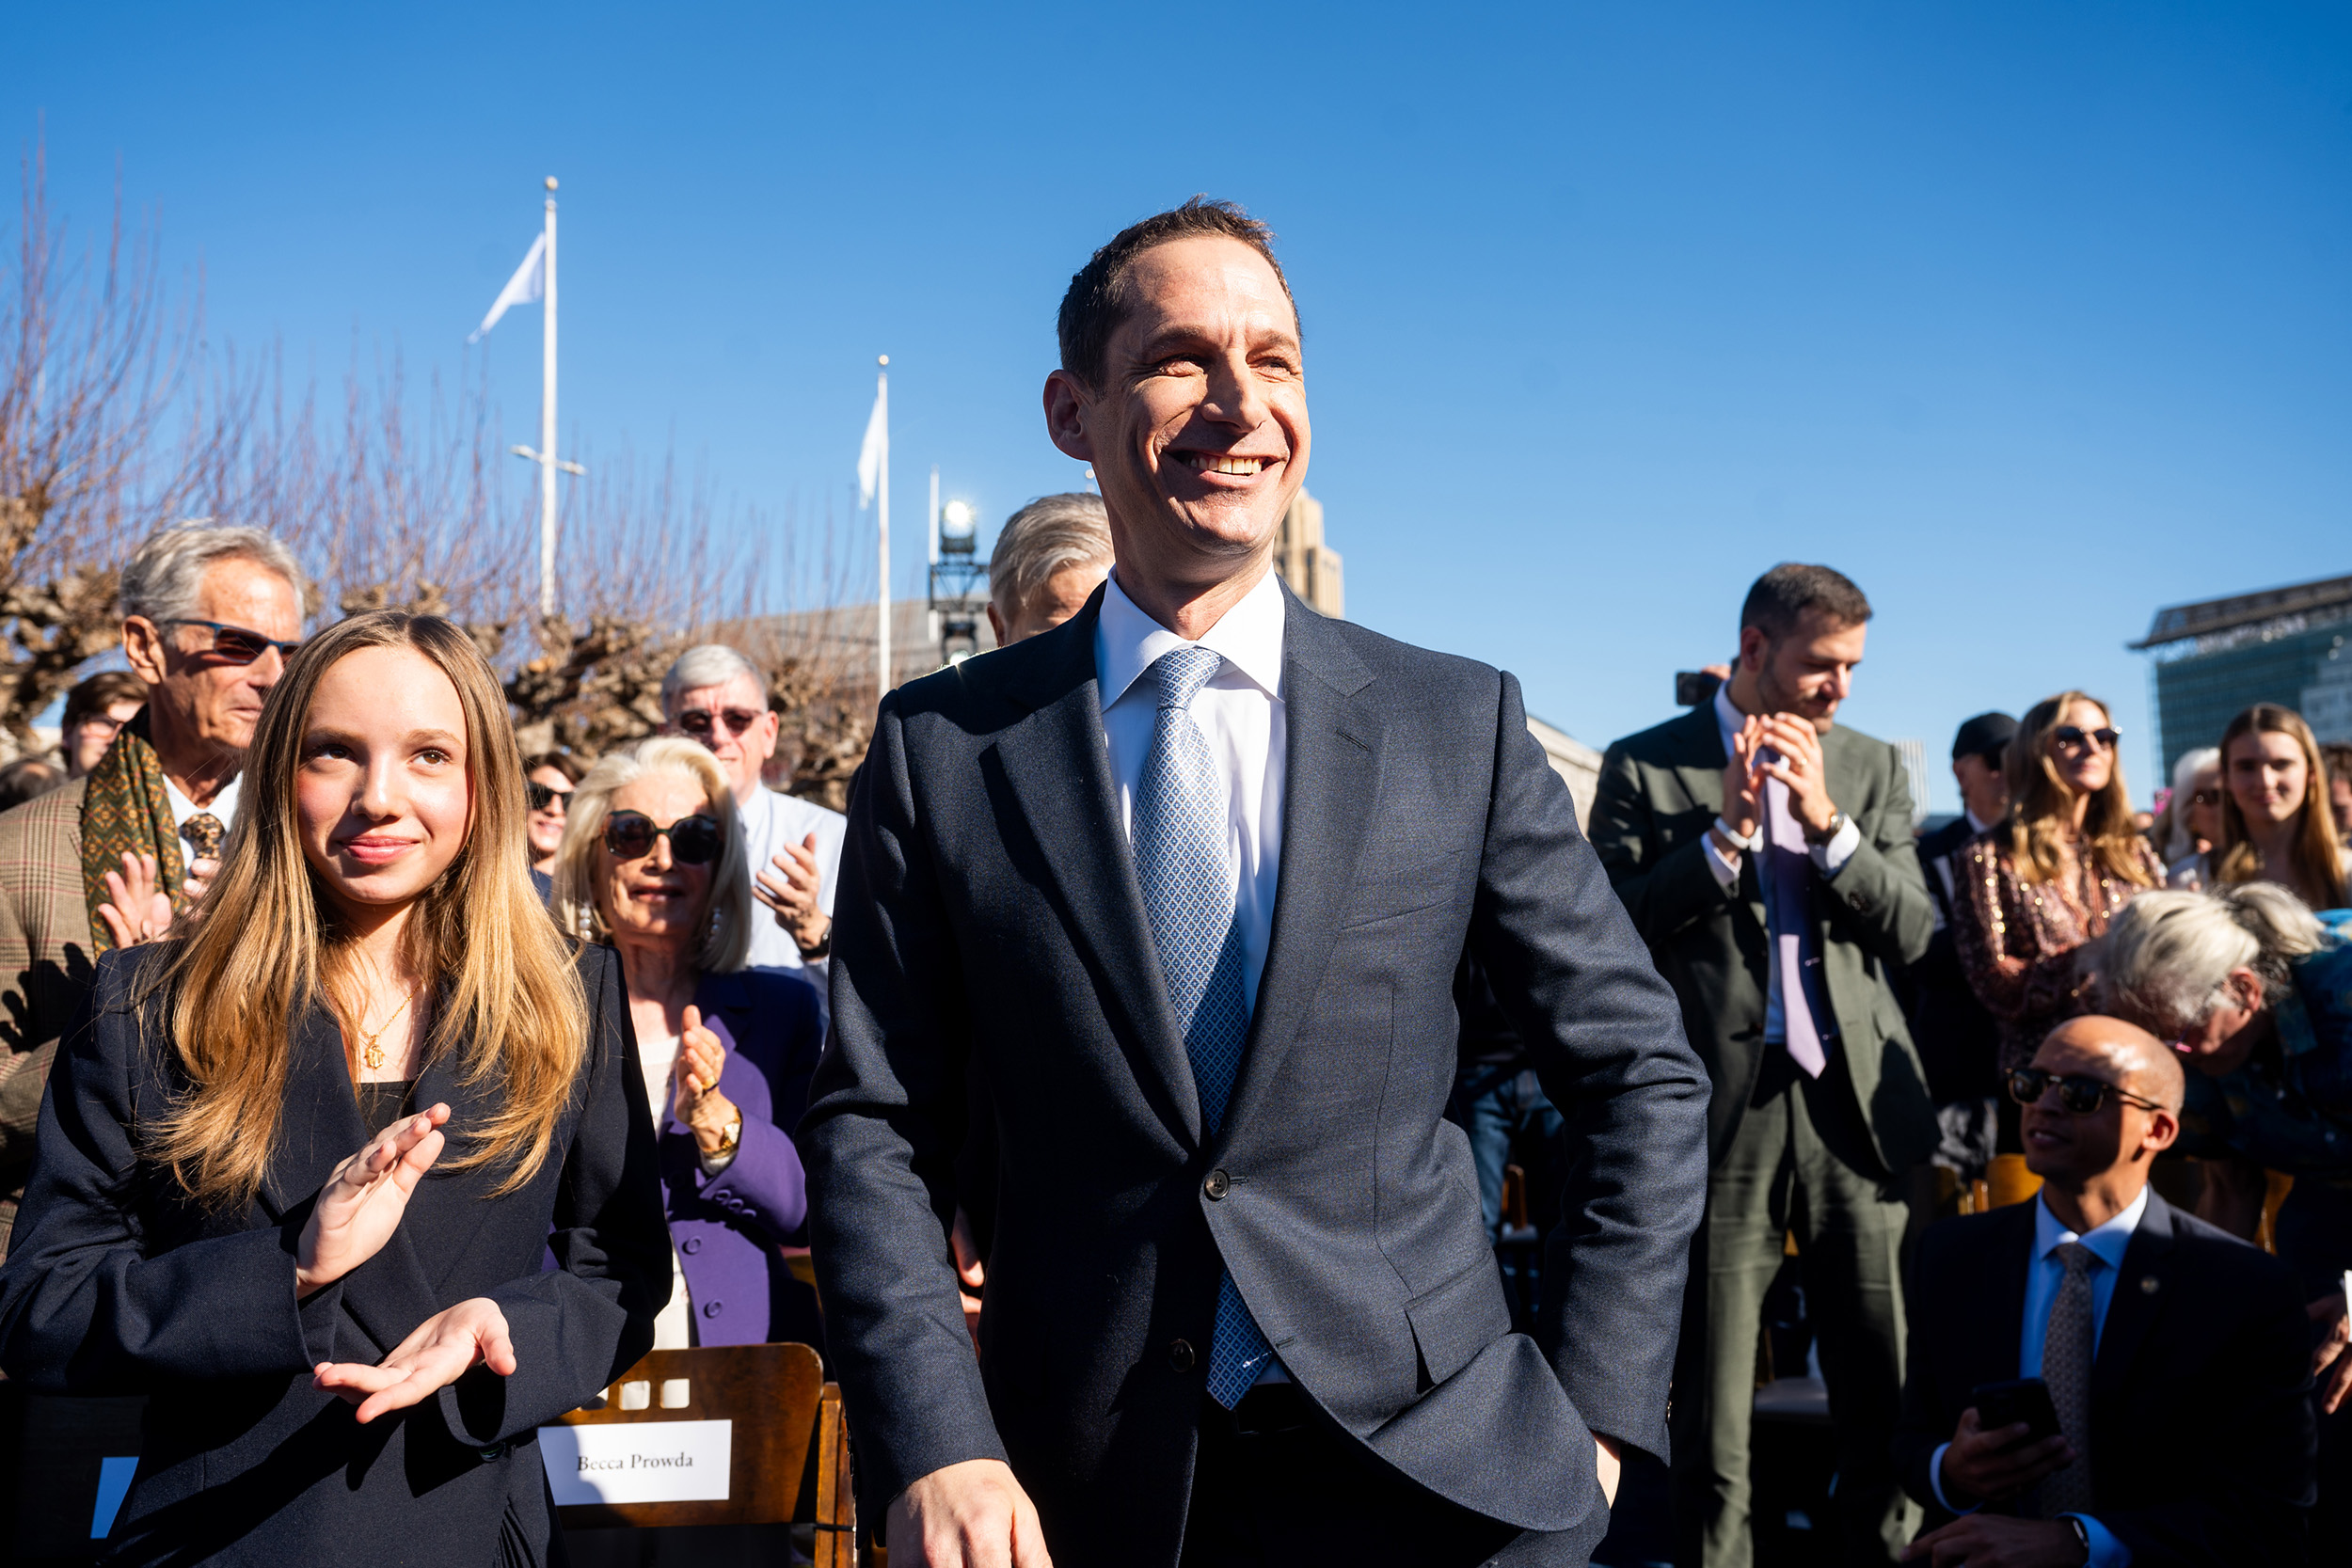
[1588,564,1935,1568]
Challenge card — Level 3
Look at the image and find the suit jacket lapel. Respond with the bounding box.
[991,596,1200,1148]
[1218,593,1378,1144]
[2092,1193,2177,1401]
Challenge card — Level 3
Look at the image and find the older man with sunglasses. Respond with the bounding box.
[659,644,847,984]
[0,523,304,1263]
[1895,1015,2316,1565]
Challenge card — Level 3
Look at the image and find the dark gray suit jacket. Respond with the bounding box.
[803,582,1710,1565]
[1587,704,1937,1171]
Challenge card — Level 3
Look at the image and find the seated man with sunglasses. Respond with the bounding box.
[659,645,846,985]
[1895,1015,2316,1567]
[0,523,304,1265]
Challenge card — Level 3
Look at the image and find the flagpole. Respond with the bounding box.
[927,464,942,649]
[876,356,890,694]
[539,177,559,619]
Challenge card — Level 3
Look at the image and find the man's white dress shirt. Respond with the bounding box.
[737,784,848,979]
[162,773,241,841]
[1701,684,1861,1044]
[1094,565,1286,1017]
[1095,563,1289,1382]
[1928,1189,2148,1567]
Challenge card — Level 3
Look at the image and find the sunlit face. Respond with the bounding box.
[1045,236,1308,590]
[2226,729,2309,829]
[2045,698,2115,799]
[296,647,473,919]
[526,766,573,860]
[1742,611,1867,733]
[2185,763,2224,849]
[2019,1028,2171,1183]
[593,772,719,958]
[124,557,305,763]
[667,674,775,802]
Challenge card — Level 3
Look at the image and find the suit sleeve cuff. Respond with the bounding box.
[1927,1444,1979,1515]
[2062,1513,2131,1568]
[1810,816,1863,878]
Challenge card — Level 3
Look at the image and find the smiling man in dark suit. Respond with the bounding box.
[802,198,1711,1568]
[1587,566,1937,1568]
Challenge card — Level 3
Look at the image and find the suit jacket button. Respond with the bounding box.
[1204,1170,1231,1201]
[681,1236,703,1255]
[703,1300,724,1318]
[1168,1338,1196,1371]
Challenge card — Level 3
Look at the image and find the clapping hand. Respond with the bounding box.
[96,852,174,948]
[1935,1406,2073,1507]
[753,832,831,955]
[1718,715,1765,844]
[295,1103,451,1294]
[1757,713,1840,837]
[673,1006,739,1158]
[313,1297,516,1424]
[2312,1290,2351,1415]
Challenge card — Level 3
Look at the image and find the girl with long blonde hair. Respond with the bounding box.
[2210,703,2352,912]
[1951,690,2165,1088]
[0,612,667,1567]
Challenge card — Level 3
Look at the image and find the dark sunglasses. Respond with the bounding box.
[160,619,302,665]
[2188,787,2224,808]
[2008,1067,2167,1117]
[675,707,765,738]
[526,781,571,814]
[604,810,723,866]
[2051,724,2121,752]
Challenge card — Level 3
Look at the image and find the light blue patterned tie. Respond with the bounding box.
[1133,645,1275,1406]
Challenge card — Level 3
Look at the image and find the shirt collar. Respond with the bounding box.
[1096,565,1287,711]
[2034,1184,2149,1272]
[1965,807,1997,835]
[1711,681,1744,756]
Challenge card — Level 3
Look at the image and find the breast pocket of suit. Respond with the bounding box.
[1339,847,1472,930]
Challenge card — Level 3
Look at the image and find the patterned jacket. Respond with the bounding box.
[0,777,97,1264]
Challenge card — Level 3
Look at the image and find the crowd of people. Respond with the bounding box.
[0,197,2343,1568]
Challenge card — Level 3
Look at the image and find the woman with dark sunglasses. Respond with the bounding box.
[519,751,583,901]
[1952,691,2164,1103]
[550,736,826,1352]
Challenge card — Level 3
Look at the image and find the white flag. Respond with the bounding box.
[856,377,888,509]
[469,233,547,342]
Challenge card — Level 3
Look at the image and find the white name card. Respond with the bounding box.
[539,1418,733,1505]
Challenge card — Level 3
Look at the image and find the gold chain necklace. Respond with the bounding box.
[356,989,419,1073]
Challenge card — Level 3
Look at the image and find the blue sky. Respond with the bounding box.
[9,2,2351,810]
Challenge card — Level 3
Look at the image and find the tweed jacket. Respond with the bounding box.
[1586,704,1938,1171]
[0,776,94,1261]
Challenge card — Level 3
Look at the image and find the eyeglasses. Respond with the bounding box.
[73,714,131,738]
[159,619,302,665]
[526,781,571,814]
[603,810,723,866]
[2051,724,2121,753]
[2008,1067,2167,1117]
[675,707,766,739]
[2188,787,2224,807]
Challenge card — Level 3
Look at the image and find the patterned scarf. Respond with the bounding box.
[80,708,190,955]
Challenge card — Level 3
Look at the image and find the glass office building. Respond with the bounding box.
[2136,573,2352,780]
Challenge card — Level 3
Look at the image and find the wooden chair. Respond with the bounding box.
[548,1341,855,1565]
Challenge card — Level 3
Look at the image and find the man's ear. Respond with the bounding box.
[1736,625,1769,674]
[2144,1107,2181,1158]
[1042,371,1095,462]
[120,617,168,686]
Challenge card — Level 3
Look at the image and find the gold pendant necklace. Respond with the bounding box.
[357,990,418,1073]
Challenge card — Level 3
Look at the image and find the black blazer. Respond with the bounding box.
[0,942,669,1567]
[802,581,1711,1565]
[1895,1192,2316,1566]
[1907,816,2003,1105]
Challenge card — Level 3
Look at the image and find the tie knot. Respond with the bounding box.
[2056,1240,2099,1278]
[1147,645,1223,711]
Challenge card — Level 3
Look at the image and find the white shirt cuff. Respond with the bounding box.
[1927,1443,1979,1515]
[2064,1513,2132,1568]
[1810,815,1863,877]
[1705,817,1756,891]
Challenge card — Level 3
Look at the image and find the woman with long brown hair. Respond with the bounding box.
[0,612,666,1566]
[1951,690,2164,1084]
[2209,703,2352,912]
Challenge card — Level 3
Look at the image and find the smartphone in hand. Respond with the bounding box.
[1971,1377,2062,1444]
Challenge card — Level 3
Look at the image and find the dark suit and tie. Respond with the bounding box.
[803,571,1711,1566]
[1896,1191,2316,1565]
[1589,677,1937,1567]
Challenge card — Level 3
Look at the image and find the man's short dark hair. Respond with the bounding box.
[1738,563,1872,643]
[1057,197,1296,392]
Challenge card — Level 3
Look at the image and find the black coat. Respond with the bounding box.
[802,579,1712,1566]
[1907,815,2003,1105]
[1895,1192,2317,1566]
[0,942,668,1566]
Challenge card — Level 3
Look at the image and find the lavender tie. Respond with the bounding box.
[1761,774,1829,1078]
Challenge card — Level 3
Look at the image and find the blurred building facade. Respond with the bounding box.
[1274,487,1343,618]
[2135,571,2352,776]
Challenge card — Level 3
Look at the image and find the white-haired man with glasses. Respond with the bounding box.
[1895,1014,2316,1566]
[659,644,846,980]
[0,522,305,1263]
